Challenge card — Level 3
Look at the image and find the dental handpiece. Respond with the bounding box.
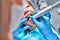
[33,1,60,18]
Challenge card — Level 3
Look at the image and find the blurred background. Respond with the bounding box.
[0,0,27,40]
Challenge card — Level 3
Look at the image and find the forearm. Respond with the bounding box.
[44,32,59,40]
[18,31,27,40]
[12,24,31,40]
[13,31,27,40]
[36,25,59,40]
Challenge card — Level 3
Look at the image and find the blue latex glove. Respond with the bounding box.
[13,10,42,40]
[12,18,31,40]
[30,12,59,40]
[22,28,44,40]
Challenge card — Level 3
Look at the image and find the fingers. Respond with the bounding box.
[40,12,51,22]
[28,24,36,32]
[30,16,39,25]
[19,18,28,27]
[24,19,36,32]
[44,11,51,19]
[23,25,31,31]
[43,16,50,21]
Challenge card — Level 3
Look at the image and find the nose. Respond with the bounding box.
[24,11,33,18]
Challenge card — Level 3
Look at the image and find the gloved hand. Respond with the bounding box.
[30,12,59,40]
[12,18,31,39]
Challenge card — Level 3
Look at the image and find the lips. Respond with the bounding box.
[22,10,33,19]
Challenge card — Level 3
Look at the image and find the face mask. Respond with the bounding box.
[10,0,27,31]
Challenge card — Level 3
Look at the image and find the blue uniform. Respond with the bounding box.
[21,28,44,40]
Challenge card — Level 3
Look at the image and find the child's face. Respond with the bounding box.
[23,2,35,18]
[22,2,36,32]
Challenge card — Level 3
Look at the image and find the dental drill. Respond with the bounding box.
[33,1,60,18]
[33,1,60,39]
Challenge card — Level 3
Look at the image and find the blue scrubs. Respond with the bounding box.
[18,28,44,40]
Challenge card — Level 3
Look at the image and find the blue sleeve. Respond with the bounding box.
[13,31,27,40]
[12,24,27,40]
[44,32,59,40]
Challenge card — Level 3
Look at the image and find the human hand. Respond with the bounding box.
[30,12,58,40]
[24,19,36,32]
[12,18,30,38]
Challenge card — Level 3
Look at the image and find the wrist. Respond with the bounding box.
[18,31,27,40]
[44,32,59,40]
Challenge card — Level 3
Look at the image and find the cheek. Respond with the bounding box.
[27,6,34,11]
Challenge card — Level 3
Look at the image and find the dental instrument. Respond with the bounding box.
[33,1,60,18]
